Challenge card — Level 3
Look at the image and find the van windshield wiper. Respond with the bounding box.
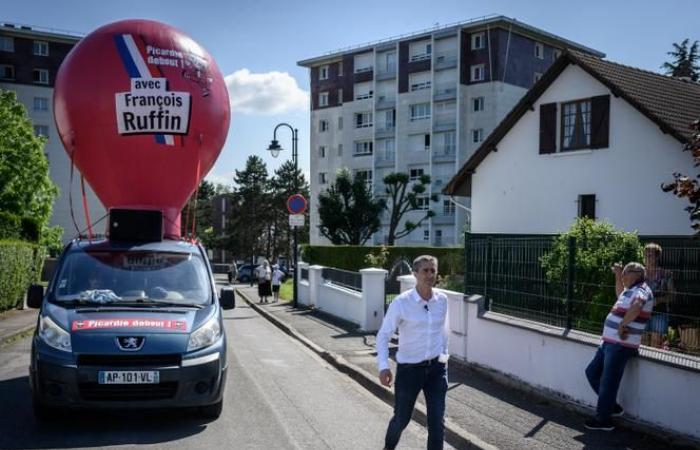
[118,298,205,309]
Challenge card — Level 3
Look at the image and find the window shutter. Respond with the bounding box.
[539,103,557,154]
[590,95,610,149]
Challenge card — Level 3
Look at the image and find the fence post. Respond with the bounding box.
[485,236,493,311]
[566,236,576,330]
[360,268,388,331]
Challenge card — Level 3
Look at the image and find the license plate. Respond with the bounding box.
[98,371,159,384]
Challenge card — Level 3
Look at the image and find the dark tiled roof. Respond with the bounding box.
[443,50,700,196]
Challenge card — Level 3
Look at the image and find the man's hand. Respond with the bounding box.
[611,262,623,277]
[618,324,629,340]
[379,369,393,388]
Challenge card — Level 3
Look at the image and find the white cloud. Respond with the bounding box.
[225,69,309,115]
[204,172,232,188]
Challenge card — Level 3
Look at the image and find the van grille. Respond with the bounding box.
[79,382,178,401]
[78,354,181,367]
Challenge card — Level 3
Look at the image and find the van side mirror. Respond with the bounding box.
[27,284,44,309]
[220,287,235,310]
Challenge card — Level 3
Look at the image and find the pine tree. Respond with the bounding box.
[270,160,309,264]
[661,39,700,81]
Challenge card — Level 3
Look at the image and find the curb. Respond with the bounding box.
[237,289,496,450]
[0,323,36,347]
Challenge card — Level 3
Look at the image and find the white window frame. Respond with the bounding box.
[319,65,329,80]
[471,32,485,50]
[319,119,329,132]
[535,42,544,59]
[354,169,373,185]
[33,40,49,56]
[354,112,373,128]
[0,64,15,80]
[0,36,13,52]
[33,97,49,111]
[423,229,430,241]
[472,128,484,143]
[409,168,424,181]
[472,96,484,112]
[34,125,49,138]
[443,199,455,215]
[410,103,431,121]
[415,196,429,210]
[318,91,329,107]
[470,64,485,82]
[353,140,373,156]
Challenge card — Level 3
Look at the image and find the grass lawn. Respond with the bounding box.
[278,279,293,302]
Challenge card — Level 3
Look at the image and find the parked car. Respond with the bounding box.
[26,236,235,420]
[236,264,259,283]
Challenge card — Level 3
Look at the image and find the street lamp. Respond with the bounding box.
[267,123,299,308]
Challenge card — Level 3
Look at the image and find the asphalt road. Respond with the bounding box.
[0,291,445,449]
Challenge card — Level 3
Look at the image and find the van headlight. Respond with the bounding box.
[187,313,221,351]
[38,315,72,352]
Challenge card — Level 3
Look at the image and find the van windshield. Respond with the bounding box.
[52,250,212,306]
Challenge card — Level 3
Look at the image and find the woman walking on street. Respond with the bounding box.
[271,264,285,303]
[256,260,272,303]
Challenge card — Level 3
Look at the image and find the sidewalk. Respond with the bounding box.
[236,286,693,450]
[0,308,38,346]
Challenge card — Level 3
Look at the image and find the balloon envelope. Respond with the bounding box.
[54,19,230,238]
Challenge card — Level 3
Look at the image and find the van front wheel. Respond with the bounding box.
[199,400,223,419]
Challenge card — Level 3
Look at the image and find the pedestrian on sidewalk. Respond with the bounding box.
[256,260,272,303]
[584,261,653,431]
[376,255,449,450]
[271,264,285,303]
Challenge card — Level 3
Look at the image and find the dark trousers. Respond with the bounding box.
[385,361,447,450]
[585,342,637,421]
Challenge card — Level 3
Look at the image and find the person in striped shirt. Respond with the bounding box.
[584,262,653,431]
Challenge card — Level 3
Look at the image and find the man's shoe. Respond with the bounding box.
[611,404,624,417]
[585,419,615,431]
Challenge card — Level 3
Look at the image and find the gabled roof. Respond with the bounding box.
[443,50,700,196]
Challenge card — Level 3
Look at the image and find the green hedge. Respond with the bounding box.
[301,245,464,275]
[0,211,41,242]
[0,240,46,312]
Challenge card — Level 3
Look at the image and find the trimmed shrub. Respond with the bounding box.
[0,240,44,312]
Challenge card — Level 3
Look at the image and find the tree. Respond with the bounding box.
[662,119,700,233]
[181,179,218,247]
[317,169,385,245]
[0,89,58,243]
[382,172,438,245]
[270,160,310,264]
[224,155,273,264]
[661,38,700,81]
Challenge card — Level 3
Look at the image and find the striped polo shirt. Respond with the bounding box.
[602,282,654,348]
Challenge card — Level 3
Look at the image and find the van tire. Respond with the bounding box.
[33,397,58,422]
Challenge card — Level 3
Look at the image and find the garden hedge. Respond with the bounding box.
[0,240,46,312]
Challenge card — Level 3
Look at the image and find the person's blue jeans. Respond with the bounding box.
[385,360,447,450]
[585,342,638,421]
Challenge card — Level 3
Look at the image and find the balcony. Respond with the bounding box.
[375,95,395,110]
[433,145,456,162]
[375,151,395,167]
[433,84,457,102]
[433,113,456,132]
[376,65,397,80]
[409,53,431,63]
[433,212,455,225]
[355,91,374,101]
[434,52,458,70]
[375,124,395,138]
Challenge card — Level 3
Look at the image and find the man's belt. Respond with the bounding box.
[398,356,441,368]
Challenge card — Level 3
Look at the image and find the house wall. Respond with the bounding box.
[471,64,695,235]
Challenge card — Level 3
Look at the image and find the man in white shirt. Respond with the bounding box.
[376,255,449,450]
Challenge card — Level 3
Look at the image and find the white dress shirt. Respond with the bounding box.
[376,288,449,372]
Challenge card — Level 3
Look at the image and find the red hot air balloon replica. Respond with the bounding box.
[54,19,230,239]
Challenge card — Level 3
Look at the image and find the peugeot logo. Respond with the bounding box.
[116,336,145,351]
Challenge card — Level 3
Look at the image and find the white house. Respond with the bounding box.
[443,50,700,235]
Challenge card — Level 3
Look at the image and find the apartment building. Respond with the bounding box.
[0,22,104,243]
[298,15,603,246]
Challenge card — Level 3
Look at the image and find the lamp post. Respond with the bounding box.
[267,123,299,308]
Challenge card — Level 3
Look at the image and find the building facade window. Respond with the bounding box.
[354,140,373,156]
[354,169,372,186]
[535,42,544,59]
[319,146,326,158]
[319,172,327,184]
[472,96,484,112]
[471,32,485,50]
[0,64,15,80]
[338,61,343,76]
[354,53,373,73]
[338,88,343,104]
[561,99,591,150]
[34,69,49,84]
[443,199,455,215]
[0,36,13,52]
[470,64,485,82]
[355,112,373,128]
[318,92,329,107]
[33,40,49,56]
[409,71,431,91]
[354,81,373,100]
[409,41,432,62]
[435,229,442,246]
[472,128,484,143]
[338,116,343,130]
[337,144,343,156]
[423,229,429,241]
[424,134,431,149]
[578,194,596,220]
[319,64,329,80]
[410,103,431,121]
[34,125,49,138]
[33,97,49,111]
[319,119,329,132]
[409,168,424,180]
[415,196,429,210]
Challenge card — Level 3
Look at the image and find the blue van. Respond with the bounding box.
[26,233,235,420]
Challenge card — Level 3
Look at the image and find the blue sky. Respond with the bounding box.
[3,0,697,188]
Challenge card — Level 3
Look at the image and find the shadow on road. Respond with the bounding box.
[0,375,209,449]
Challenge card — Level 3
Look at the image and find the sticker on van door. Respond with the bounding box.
[72,318,187,331]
